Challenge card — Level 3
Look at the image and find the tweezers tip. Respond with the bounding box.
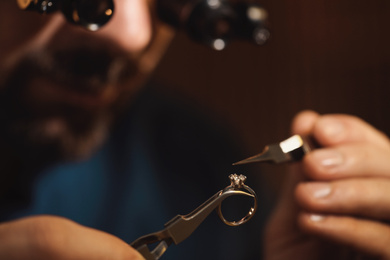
[232,160,246,166]
[232,154,268,166]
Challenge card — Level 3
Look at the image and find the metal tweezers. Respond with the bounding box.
[233,135,316,165]
[130,174,256,260]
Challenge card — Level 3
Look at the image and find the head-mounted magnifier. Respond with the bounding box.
[158,0,269,50]
[17,0,114,31]
[17,0,269,50]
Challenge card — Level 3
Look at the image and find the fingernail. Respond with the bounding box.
[320,118,345,141]
[312,149,344,171]
[309,214,326,222]
[304,182,332,199]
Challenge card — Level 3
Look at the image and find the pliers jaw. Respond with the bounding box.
[130,174,257,260]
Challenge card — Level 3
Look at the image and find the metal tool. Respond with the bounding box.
[157,0,269,50]
[17,0,114,31]
[233,135,316,165]
[130,174,257,260]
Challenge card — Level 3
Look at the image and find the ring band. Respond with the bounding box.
[217,174,258,227]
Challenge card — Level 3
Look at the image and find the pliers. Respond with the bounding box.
[130,174,257,260]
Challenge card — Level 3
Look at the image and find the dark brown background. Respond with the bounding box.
[153,0,390,190]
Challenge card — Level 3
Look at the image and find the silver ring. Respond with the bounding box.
[217,174,258,227]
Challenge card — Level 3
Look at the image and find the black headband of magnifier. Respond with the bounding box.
[17,0,269,50]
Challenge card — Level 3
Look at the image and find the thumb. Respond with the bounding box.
[0,215,145,260]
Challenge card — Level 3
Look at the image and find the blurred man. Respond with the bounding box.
[2,1,390,260]
[0,0,171,164]
[0,1,264,259]
[0,0,171,259]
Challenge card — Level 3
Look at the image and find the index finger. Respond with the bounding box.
[312,114,390,151]
[292,111,390,151]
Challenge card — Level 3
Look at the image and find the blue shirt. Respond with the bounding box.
[2,84,271,259]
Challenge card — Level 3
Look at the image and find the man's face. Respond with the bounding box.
[0,0,172,162]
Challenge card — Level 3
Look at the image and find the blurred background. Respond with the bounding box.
[151,0,390,191]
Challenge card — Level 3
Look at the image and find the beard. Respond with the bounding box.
[0,35,143,164]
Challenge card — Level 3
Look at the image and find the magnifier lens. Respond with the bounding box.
[186,0,236,50]
[61,0,114,31]
[234,3,269,44]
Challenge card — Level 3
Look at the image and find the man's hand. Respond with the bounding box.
[265,110,390,260]
[0,215,145,260]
